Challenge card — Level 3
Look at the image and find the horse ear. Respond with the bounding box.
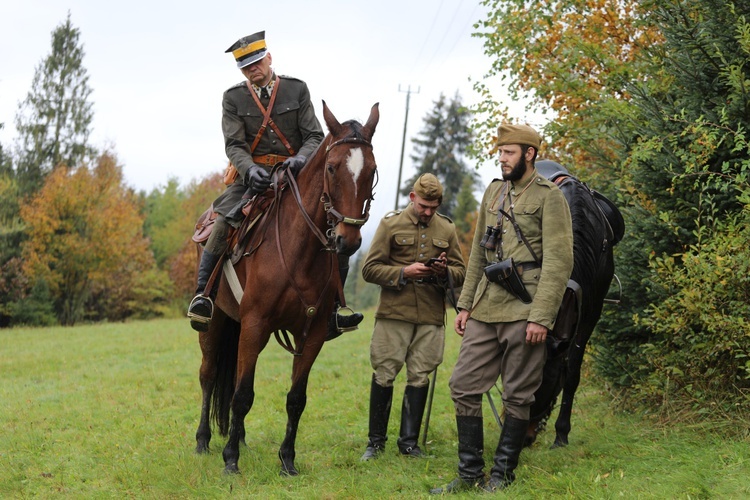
[322,100,343,136]
[362,103,380,141]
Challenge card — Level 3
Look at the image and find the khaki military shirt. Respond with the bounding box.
[221,74,324,181]
[457,171,573,329]
[362,203,466,326]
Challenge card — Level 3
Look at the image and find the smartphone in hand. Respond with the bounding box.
[426,257,442,267]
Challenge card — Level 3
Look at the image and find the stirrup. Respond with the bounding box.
[334,305,359,333]
[187,295,214,324]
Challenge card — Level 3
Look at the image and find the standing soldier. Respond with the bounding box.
[431,124,574,493]
[360,174,466,460]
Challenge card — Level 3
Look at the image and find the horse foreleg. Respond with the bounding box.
[222,370,256,474]
[279,373,309,476]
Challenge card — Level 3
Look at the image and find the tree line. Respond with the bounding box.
[2,1,747,420]
[0,14,479,328]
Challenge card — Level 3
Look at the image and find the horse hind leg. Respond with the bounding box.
[552,331,589,448]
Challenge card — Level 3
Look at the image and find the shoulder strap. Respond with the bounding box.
[497,207,542,266]
[245,79,296,156]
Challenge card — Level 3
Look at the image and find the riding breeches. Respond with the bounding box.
[449,318,546,420]
[205,215,230,255]
[370,317,444,388]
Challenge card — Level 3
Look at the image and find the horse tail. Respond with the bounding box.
[211,318,240,437]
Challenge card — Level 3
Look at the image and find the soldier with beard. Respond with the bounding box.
[430,124,573,494]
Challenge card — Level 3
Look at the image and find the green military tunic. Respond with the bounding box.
[214,74,324,216]
[362,203,466,326]
[457,171,574,329]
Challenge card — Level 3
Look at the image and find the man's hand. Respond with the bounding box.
[282,155,307,176]
[428,252,448,278]
[454,309,470,337]
[526,321,548,345]
[245,165,272,195]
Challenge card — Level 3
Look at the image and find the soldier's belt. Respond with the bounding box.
[408,276,440,285]
[253,154,291,166]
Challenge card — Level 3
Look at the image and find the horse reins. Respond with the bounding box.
[272,135,376,355]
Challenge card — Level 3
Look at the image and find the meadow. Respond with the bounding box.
[1,315,748,498]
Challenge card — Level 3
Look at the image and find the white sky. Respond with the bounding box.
[0,0,535,239]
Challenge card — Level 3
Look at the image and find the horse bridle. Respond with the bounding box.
[320,136,377,246]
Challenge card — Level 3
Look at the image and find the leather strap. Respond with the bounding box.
[253,153,291,166]
[246,78,296,156]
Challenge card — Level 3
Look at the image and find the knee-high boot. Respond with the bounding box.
[360,375,393,461]
[326,254,363,341]
[397,385,429,457]
[187,249,222,332]
[486,415,529,490]
[429,415,485,494]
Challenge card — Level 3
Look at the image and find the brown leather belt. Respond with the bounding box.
[253,154,290,166]
[516,262,540,276]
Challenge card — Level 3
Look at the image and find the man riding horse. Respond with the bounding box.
[187,30,362,339]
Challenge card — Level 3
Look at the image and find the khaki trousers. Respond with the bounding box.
[370,318,444,387]
[449,318,546,420]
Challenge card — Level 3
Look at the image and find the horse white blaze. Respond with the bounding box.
[346,148,364,196]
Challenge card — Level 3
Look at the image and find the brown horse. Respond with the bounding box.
[194,102,379,475]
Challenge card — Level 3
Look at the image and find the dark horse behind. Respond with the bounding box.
[526,160,624,448]
[194,102,379,475]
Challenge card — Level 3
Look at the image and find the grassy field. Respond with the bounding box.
[1,315,748,499]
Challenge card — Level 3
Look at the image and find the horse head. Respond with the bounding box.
[319,101,380,256]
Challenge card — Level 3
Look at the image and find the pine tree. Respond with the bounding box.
[14,12,96,196]
[402,92,478,218]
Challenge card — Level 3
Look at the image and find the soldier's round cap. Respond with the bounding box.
[226,31,268,69]
[413,173,443,201]
[497,123,542,149]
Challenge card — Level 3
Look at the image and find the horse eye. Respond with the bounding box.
[326,164,334,174]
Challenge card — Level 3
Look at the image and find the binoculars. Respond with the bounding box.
[480,225,501,251]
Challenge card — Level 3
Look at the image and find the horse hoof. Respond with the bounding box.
[550,439,568,449]
[223,463,240,475]
[280,465,299,477]
[195,443,210,454]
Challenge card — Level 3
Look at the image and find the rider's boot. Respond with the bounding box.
[325,254,363,341]
[187,249,222,332]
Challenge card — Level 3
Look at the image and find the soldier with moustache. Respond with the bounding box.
[360,174,466,460]
[188,31,363,339]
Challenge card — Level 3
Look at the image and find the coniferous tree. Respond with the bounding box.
[402,92,478,218]
[14,12,96,196]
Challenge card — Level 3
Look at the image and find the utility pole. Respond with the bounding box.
[395,84,420,210]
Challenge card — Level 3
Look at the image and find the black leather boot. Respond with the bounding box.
[187,249,222,332]
[486,415,529,491]
[325,255,363,341]
[397,385,429,457]
[429,415,485,494]
[360,376,393,461]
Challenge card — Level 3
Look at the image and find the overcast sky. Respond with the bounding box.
[1,0,537,236]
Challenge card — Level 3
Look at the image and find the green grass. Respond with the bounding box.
[1,315,748,498]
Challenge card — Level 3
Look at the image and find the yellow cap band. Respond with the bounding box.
[232,39,266,60]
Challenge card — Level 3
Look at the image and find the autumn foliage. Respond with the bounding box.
[20,153,169,325]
